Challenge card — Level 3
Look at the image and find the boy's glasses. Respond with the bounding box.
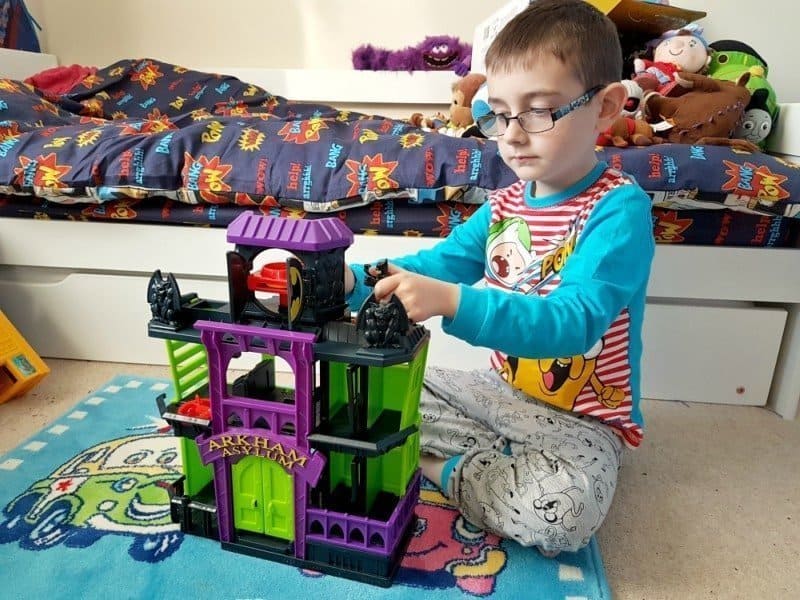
[476,85,604,137]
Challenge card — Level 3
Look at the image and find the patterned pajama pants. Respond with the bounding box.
[419,366,625,552]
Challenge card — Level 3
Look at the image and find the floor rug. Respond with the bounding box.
[0,375,612,599]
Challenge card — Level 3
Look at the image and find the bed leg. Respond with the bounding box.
[767,303,800,420]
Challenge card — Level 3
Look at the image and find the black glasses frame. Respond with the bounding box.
[477,85,605,136]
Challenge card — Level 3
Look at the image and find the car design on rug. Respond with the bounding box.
[0,433,184,562]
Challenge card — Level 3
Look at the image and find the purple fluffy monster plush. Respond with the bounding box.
[352,35,472,75]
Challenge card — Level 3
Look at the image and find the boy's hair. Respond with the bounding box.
[485,0,622,89]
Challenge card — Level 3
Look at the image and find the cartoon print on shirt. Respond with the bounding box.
[487,213,625,412]
[538,230,577,285]
[499,338,625,411]
[486,217,533,286]
[486,217,580,294]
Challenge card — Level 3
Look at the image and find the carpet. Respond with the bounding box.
[0,375,612,599]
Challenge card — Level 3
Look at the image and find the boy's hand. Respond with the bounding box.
[373,264,459,322]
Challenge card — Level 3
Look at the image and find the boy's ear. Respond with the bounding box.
[596,82,627,130]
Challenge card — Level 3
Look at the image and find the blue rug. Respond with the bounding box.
[0,375,612,599]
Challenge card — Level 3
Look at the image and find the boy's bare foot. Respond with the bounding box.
[420,454,446,488]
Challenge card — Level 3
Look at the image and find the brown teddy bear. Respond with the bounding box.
[410,72,487,131]
[642,71,759,151]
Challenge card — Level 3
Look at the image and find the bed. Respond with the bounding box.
[1,51,798,419]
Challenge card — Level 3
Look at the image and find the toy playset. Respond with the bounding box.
[146,212,429,586]
[0,310,49,405]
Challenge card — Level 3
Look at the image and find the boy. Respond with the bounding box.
[345,0,654,554]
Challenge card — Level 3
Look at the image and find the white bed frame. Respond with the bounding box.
[1,54,798,419]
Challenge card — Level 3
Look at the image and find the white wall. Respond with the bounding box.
[20,0,799,101]
[22,1,506,70]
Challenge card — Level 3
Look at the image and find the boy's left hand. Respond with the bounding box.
[373,264,460,323]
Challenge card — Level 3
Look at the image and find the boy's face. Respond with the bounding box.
[487,55,605,196]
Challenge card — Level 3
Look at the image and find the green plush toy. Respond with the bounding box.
[707,40,779,149]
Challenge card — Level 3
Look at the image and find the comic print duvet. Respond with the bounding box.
[0,58,799,220]
[0,58,515,209]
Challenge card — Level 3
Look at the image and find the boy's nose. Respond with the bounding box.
[503,118,528,143]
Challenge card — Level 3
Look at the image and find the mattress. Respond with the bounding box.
[0,193,478,237]
[1,193,797,247]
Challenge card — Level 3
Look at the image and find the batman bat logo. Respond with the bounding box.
[287,258,304,324]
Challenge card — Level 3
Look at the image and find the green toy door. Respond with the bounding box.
[232,456,295,541]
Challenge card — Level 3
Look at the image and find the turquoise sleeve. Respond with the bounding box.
[346,201,492,310]
[444,184,655,358]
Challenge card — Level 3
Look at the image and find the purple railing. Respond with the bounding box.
[305,471,421,557]
[220,396,296,434]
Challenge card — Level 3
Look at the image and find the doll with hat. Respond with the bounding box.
[632,23,711,96]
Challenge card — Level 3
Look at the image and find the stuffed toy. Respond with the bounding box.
[620,79,645,118]
[641,71,759,151]
[707,40,779,149]
[633,24,710,96]
[470,79,490,123]
[597,80,664,147]
[410,73,487,134]
[597,117,664,147]
[447,72,486,128]
[734,89,776,149]
[352,35,472,75]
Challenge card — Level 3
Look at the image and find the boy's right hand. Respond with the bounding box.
[343,262,384,296]
[373,264,459,323]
